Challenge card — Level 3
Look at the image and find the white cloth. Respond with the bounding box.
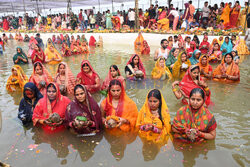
[173,41,179,48]
[169,10,179,18]
[202,7,210,17]
[157,48,169,59]
[83,13,88,21]
[128,11,135,21]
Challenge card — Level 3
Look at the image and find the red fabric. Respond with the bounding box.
[179,66,212,106]
[32,83,71,133]
[199,36,210,54]
[186,41,197,58]
[141,40,150,55]
[31,48,45,63]
[126,54,146,78]
[77,60,100,93]
[89,36,96,46]
[101,67,124,90]
[29,36,38,46]
[3,19,9,31]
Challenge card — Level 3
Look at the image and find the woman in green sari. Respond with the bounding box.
[165,48,179,72]
[106,10,113,29]
[13,47,28,64]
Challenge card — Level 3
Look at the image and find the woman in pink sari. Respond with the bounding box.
[32,82,71,133]
[28,36,38,57]
[29,62,53,95]
[209,43,222,63]
[3,19,9,31]
[76,60,101,94]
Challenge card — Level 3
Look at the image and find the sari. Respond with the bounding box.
[3,19,9,31]
[13,47,28,64]
[172,104,217,142]
[157,18,169,31]
[70,40,80,55]
[54,62,75,95]
[229,5,241,28]
[61,42,71,57]
[112,16,121,31]
[209,47,222,63]
[31,46,46,64]
[6,65,28,92]
[220,40,233,56]
[179,65,212,106]
[186,41,197,58]
[213,61,240,83]
[220,4,230,27]
[45,44,62,65]
[80,42,90,54]
[18,82,43,125]
[136,92,171,143]
[76,60,100,93]
[28,36,38,56]
[151,59,172,80]
[125,54,146,80]
[198,55,213,78]
[89,36,96,47]
[209,39,219,55]
[237,6,250,28]
[32,83,71,133]
[29,62,53,95]
[165,48,178,72]
[236,39,250,55]
[199,36,210,54]
[101,80,138,132]
[189,49,200,65]
[101,68,125,91]
[134,33,144,52]
[141,40,150,55]
[172,52,191,80]
[65,85,102,134]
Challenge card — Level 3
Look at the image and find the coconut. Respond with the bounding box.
[48,113,61,123]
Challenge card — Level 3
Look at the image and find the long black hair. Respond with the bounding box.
[147,89,163,123]
[110,65,120,76]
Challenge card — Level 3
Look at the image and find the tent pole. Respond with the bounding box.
[23,0,26,13]
[135,0,139,30]
[11,2,14,15]
[112,0,114,13]
[98,0,100,12]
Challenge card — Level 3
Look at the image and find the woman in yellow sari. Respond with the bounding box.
[136,89,171,144]
[45,44,62,65]
[157,18,169,31]
[101,79,138,135]
[220,3,230,27]
[235,38,250,55]
[237,2,250,28]
[172,52,191,80]
[6,65,28,92]
[151,57,172,80]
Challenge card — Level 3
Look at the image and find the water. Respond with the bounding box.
[0,40,249,167]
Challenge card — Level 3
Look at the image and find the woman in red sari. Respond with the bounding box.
[65,84,102,135]
[172,88,217,143]
[32,83,71,133]
[172,65,211,106]
[76,60,101,94]
[101,65,125,91]
[229,2,241,28]
[31,44,45,63]
[3,18,9,31]
[199,36,210,54]
[141,40,150,55]
[125,54,146,80]
[186,41,196,58]
[29,62,53,95]
[89,36,96,47]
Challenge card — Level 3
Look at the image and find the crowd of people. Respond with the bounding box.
[2,26,249,147]
[1,1,250,32]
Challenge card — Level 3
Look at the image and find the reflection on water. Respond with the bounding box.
[0,39,249,167]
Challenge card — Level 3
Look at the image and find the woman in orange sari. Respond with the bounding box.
[45,44,62,65]
[172,52,191,80]
[229,1,241,28]
[71,40,80,55]
[80,41,89,54]
[136,89,171,144]
[101,79,138,134]
[172,88,217,143]
[6,65,28,92]
[134,32,144,53]
[198,55,213,79]
[32,82,71,133]
[151,57,172,80]
[54,62,75,96]
[29,62,53,95]
[76,60,101,94]
[213,53,240,83]
[220,3,230,27]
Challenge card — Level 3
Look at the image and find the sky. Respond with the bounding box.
[0,0,248,17]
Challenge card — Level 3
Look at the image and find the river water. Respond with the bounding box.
[0,39,249,167]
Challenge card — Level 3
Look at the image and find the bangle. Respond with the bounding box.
[172,88,177,92]
[204,87,209,91]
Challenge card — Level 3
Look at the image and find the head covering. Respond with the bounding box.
[198,55,211,75]
[13,47,28,64]
[151,58,172,80]
[6,65,28,91]
[101,66,124,90]
[55,62,75,95]
[179,65,212,106]
[126,54,146,78]
[89,36,96,46]
[189,49,201,65]
[29,36,38,46]
[172,52,191,80]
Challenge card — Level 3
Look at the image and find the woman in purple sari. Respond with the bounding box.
[65,84,102,134]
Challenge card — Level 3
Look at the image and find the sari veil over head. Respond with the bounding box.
[126,54,146,78]
[6,65,28,91]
